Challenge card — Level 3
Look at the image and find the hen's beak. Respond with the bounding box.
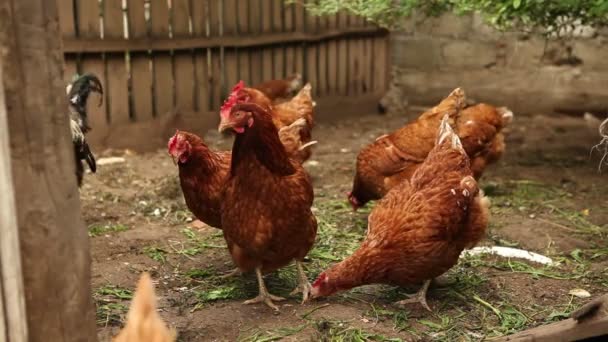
[170,154,177,165]
[218,119,232,133]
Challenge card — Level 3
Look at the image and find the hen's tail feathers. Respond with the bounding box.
[437,114,463,150]
[447,87,466,109]
[114,273,176,342]
[298,140,318,151]
[83,142,97,173]
[288,117,308,130]
[497,106,514,127]
[287,73,303,93]
[297,83,312,99]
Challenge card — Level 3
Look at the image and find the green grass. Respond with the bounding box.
[94,285,133,326]
[143,246,168,263]
[486,180,606,237]
[88,223,129,237]
[238,324,308,342]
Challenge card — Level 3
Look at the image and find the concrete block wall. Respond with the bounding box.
[385,13,608,115]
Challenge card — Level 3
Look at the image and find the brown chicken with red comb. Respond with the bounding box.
[218,101,317,310]
[221,80,316,162]
[311,115,490,311]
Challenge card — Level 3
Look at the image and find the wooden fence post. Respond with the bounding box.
[0,0,98,341]
[0,53,28,342]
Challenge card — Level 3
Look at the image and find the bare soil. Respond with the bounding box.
[86,110,608,341]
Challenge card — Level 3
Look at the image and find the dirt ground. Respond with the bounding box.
[85,109,608,341]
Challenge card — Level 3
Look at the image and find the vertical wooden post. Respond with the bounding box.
[0,55,28,342]
[0,0,98,341]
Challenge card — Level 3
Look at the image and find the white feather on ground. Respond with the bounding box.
[461,246,554,265]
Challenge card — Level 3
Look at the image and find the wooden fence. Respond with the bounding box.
[58,0,389,146]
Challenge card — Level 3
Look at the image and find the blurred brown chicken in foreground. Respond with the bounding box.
[252,73,303,103]
[348,88,513,209]
[311,116,490,311]
[113,273,175,342]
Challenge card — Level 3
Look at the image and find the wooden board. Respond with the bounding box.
[128,0,153,120]
[0,53,29,342]
[57,0,75,38]
[271,0,283,79]
[77,0,107,146]
[248,0,262,85]
[150,0,174,116]
[1,1,97,339]
[260,0,273,82]
[191,0,207,112]
[173,0,195,111]
[63,58,78,85]
[104,0,130,124]
[284,1,295,75]
[373,36,388,94]
[208,0,222,108]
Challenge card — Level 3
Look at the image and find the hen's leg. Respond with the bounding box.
[289,261,312,303]
[243,267,285,311]
[220,267,242,279]
[394,279,432,311]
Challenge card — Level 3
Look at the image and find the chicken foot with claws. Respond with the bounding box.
[394,279,432,311]
[244,267,285,311]
[290,261,313,303]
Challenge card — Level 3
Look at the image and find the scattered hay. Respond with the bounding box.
[590,118,608,172]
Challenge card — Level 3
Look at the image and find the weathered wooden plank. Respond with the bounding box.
[259,0,273,81]
[223,0,239,94]
[0,54,28,342]
[77,0,107,146]
[61,26,389,52]
[206,0,221,109]
[317,40,328,96]
[150,0,174,116]
[191,0,206,111]
[283,0,295,75]
[173,0,195,111]
[128,0,153,120]
[63,58,78,85]
[373,36,388,94]
[271,0,283,79]
[0,0,97,340]
[248,0,262,85]
[104,0,130,124]
[57,0,75,38]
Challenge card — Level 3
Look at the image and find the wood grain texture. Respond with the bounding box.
[0,53,28,342]
[77,0,108,146]
[128,0,154,120]
[0,0,97,340]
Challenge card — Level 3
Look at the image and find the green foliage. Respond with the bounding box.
[292,0,608,36]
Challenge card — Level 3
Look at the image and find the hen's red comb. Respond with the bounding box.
[220,80,246,119]
[312,272,327,287]
[167,130,180,152]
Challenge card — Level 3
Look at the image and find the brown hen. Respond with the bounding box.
[348,88,466,209]
[311,116,490,311]
[349,89,513,209]
[252,73,302,103]
[218,102,317,310]
[221,81,316,161]
[168,122,315,230]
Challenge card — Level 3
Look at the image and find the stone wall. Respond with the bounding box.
[383,13,608,115]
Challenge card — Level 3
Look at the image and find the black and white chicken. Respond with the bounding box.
[66,73,103,186]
